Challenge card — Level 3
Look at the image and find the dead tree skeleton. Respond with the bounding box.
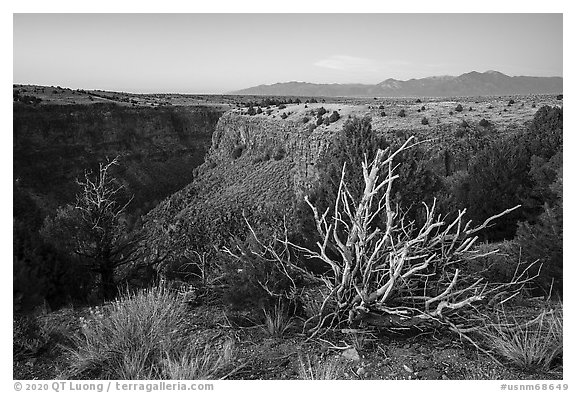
[224,136,536,336]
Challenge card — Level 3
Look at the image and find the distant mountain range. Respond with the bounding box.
[231,71,562,97]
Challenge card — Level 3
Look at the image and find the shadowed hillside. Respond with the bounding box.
[14,102,226,215]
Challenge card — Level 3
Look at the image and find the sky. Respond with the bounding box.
[13,13,563,94]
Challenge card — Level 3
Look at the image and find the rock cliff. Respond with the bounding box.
[141,104,346,264]
[13,102,226,214]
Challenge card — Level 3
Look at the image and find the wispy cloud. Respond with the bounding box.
[314,55,382,73]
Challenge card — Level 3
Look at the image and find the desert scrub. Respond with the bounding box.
[480,307,562,372]
[231,144,245,159]
[297,353,343,379]
[161,339,236,379]
[66,286,197,379]
[262,303,294,338]
[13,315,49,360]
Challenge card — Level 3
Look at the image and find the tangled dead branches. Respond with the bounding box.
[224,136,537,337]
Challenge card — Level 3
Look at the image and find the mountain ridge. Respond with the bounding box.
[231,71,562,97]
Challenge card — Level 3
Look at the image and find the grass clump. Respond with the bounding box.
[161,339,236,379]
[66,286,237,379]
[262,304,293,338]
[297,354,343,380]
[480,307,562,372]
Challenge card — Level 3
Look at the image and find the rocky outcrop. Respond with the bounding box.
[140,110,345,265]
[207,111,339,197]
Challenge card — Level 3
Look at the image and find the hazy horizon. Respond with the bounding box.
[14,14,563,94]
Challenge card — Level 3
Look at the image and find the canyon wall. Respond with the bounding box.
[13,103,226,214]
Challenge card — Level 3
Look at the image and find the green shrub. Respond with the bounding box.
[479,118,490,127]
[398,109,406,117]
[302,116,310,124]
[328,111,340,123]
[462,106,562,241]
[296,116,443,248]
[317,107,327,117]
[421,117,429,125]
[220,234,306,310]
[515,203,562,295]
[455,104,463,112]
[252,152,271,164]
[231,144,245,159]
[273,147,286,160]
[464,241,522,284]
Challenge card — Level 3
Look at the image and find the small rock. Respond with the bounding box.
[357,367,366,376]
[442,374,449,380]
[403,364,414,373]
[342,348,361,362]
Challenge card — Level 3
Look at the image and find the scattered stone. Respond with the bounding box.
[442,374,449,380]
[357,367,366,376]
[342,348,361,362]
[403,364,414,373]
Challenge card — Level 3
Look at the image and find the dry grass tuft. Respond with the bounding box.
[480,306,562,372]
[297,353,343,380]
[161,339,236,379]
[262,304,294,338]
[65,286,238,379]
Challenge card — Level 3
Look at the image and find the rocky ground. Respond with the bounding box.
[14,297,562,381]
